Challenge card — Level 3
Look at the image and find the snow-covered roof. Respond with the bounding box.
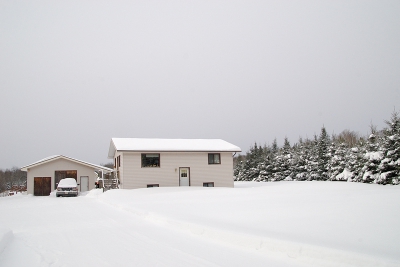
[20,155,113,172]
[108,138,241,158]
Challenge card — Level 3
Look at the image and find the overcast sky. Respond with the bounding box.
[1,0,399,169]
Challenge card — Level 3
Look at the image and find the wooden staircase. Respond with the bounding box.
[102,172,119,192]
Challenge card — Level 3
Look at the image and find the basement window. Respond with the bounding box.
[147,184,159,188]
[141,154,160,167]
[203,182,214,187]
[208,153,221,164]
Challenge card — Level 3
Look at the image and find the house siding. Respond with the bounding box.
[119,152,234,189]
[26,158,97,195]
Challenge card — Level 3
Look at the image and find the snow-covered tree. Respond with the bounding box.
[292,137,309,181]
[328,142,347,181]
[234,111,399,186]
[305,135,320,181]
[361,133,383,183]
[378,111,400,184]
[317,127,330,180]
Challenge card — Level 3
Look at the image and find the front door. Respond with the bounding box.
[179,168,190,186]
[80,176,89,192]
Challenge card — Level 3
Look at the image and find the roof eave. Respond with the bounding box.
[108,139,117,159]
[20,155,61,172]
[114,149,242,153]
[21,155,113,172]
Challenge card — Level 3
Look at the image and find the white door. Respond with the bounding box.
[80,176,89,192]
[179,168,190,186]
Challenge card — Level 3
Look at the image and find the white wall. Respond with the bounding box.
[120,152,234,189]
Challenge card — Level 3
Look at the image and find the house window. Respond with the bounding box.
[208,153,221,164]
[147,184,159,188]
[141,154,160,167]
[203,182,214,187]
[115,156,121,169]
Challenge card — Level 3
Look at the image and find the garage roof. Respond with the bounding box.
[108,138,241,158]
[21,155,113,172]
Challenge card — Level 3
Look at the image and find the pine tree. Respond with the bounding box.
[293,137,308,181]
[378,111,400,184]
[328,142,348,181]
[305,135,319,181]
[349,142,367,182]
[271,138,278,154]
[282,137,294,180]
[233,160,245,181]
[361,131,383,183]
[317,126,330,180]
[258,144,273,181]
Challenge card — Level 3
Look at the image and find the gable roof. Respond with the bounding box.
[20,155,113,172]
[108,138,241,158]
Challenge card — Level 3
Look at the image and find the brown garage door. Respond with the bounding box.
[34,177,51,196]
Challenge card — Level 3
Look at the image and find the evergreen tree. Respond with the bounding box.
[305,135,319,181]
[378,111,400,184]
[281,137,293,180]
[346,145,366,182]
[317,127,330,180]
[328,142,347,181]
[271,153,285,181]
[271,138,278,154]
[293,137,308,181]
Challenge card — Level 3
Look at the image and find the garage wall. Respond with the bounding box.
[26,158,98,195]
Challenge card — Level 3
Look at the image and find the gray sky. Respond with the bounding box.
[1,0,399,169]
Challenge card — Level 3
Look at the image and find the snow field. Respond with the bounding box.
[1,181,400,267]
[0,228,13,254]
[96,182,400,267]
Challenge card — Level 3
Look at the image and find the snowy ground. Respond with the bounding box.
[0,182,399,267]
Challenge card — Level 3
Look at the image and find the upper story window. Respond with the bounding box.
[141,154,160,167]
[208,153,221,164]
[115,155,121,169]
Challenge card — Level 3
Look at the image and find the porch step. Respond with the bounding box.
[101,177,119,192]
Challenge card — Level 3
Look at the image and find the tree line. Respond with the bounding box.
[234,111,400,185]
[0,167,27,194]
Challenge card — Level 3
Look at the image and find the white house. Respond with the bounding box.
[108,138,241,189]
[21,155,113,196]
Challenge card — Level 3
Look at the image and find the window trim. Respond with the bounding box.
[141,153,161,168]
[208,153,221,164]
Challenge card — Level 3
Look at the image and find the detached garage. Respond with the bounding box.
[21,155,113,196]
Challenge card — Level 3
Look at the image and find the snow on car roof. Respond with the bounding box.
[108,138,241,158]
[58,178,77,187]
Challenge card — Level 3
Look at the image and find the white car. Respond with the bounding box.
[56,178,78,197]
